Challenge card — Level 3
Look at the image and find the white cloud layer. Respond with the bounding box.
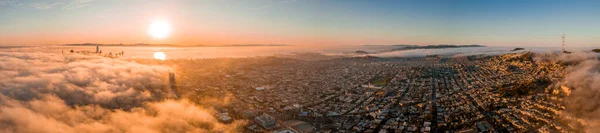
[0,47,243,133]
[535,52,600,132]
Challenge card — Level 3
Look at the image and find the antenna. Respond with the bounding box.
[561,33,566,52]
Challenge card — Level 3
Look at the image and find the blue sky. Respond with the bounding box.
[0,0,599,47]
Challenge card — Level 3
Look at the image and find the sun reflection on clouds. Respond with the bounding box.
[154,52,166,60]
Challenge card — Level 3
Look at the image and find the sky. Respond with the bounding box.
[1,0,600,47]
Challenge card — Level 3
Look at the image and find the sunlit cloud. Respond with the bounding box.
[30,2,62,9]
[0,47,245,132]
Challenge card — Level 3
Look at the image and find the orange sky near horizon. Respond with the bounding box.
[0,21,440,46]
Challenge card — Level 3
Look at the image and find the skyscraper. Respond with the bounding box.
[169,72,176,89]
[169,72,180,98]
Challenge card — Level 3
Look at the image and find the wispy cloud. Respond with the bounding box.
[64,0,94,10]
[30,2,62,9]
[22,0,95,10]
[0,0,17,6]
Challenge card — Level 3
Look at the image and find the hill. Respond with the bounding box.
[386,44,484,52]
[511,48,525,51]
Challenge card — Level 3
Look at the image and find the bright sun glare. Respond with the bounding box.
[153,52,166,60]
[148,20,171,39]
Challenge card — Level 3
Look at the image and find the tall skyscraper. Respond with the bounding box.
[169,72,180,98]
[169,72,176,89]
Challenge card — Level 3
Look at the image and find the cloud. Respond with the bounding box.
[19,0,94,10]
[535,52,600,132]
[560,57,600,132]
[533,51,599,64]
[30,2,62,9]
[0,0,17,6]
[0,47,243,133]
[371,47,513,57]
[64,0,94,9]
[0,95,245,133]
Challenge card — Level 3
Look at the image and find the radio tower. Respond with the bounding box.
[561,33,571,53]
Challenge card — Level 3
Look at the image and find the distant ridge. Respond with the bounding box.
[382,44,485,52]
[512,48,525,51]
[354,50,370,54]
[0,46,31,49]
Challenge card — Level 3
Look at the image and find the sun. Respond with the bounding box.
[154,52,166,60]
[148,20,171,39]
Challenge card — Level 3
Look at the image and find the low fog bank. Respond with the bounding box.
[372,47,600,58]
[56,45,389,59]
[48,45,600,60]
[0,47,243,133]
[534,52,600,132]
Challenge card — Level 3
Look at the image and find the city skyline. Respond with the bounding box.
[1,0,600,47]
